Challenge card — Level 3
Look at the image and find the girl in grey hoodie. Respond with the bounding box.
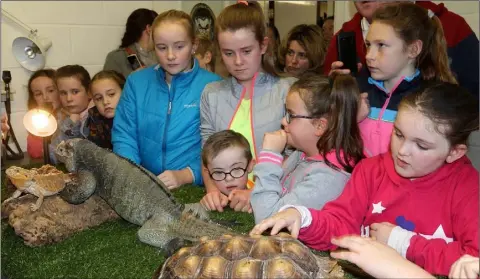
[251,74,365,224]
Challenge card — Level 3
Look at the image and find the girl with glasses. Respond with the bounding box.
[250,74,365,224]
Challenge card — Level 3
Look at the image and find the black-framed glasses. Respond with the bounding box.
[209,167,247,181]
[284,106,314,124]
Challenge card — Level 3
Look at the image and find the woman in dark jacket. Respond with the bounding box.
[103,8,158,77]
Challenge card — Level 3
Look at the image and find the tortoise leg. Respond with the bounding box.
[164,238,193,258]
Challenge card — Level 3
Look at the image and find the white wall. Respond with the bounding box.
[274,1,318,39]
[0,1,232,152]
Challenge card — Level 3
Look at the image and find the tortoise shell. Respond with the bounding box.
[156,233,324,279]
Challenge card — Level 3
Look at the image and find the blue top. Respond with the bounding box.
[112,59,221,185]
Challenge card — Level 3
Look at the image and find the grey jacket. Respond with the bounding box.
[49,111,89,164]
[103,44,157,78]
[200,72,296,155]
[251,150,351,224]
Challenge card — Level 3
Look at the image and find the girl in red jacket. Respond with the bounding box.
[251,82,479,276]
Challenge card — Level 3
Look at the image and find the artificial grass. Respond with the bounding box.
[0,166,257,279]
[1,165,354,279]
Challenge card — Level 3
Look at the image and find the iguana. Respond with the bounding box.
[54,139,234,250]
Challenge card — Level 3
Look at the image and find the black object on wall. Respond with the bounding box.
[2,70,24,160]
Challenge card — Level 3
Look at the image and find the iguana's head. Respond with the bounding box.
[55,139,81,172]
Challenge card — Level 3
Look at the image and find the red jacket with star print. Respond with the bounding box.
[298,152,479,276]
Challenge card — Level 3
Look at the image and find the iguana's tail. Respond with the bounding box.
[168,203,236,241]
[137,203,237,250]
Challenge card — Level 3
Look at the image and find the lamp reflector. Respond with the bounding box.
[12,34,52,71]
[23,109,57,137]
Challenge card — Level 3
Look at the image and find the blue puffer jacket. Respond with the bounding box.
[112,59,221,185]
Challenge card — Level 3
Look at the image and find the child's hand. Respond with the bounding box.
[357,92,370,123]
[158,170,183,190]
[228,189,252,213]
[200,191,229,212]
[1,113,9,135]
[329,61,363,76]
[370,222,395,244]
[250,208,302,238]
[449,254,479,279]
[330,235,434,279]
[262,130,287,153]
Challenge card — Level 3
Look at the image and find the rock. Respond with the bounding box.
[1,193,119,247]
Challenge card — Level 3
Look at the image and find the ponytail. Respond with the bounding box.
[418,16,457,83]
[291,74,364,173]
[373,3,457,84]
[120,9,158,48]
[216,1,281,77]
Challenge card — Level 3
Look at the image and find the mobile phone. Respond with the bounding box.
[127,54,142,71]
[337,31,358,75]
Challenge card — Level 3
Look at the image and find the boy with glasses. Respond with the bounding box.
[200,130,254,213]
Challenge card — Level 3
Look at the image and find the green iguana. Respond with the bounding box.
[55,139,233,250]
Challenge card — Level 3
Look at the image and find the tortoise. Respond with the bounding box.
[3,164,68,211]
[155,233,343,279]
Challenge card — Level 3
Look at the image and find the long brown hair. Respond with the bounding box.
[399,82,478,147]
[215,1,278,77]
[373,3,456,83]
[277,24,326,75]
[290,74,365,173]
[27,69,56,110]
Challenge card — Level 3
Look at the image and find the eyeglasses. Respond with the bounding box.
[284,106,314,124]
[209,167,247,181]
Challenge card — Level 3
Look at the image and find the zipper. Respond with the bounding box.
[162,81,174,171]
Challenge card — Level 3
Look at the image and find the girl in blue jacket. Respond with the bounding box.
[112,10,221,189]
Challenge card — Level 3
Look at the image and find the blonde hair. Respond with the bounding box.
[152,10,195,41]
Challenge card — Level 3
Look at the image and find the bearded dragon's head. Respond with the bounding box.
[55,138,81,172]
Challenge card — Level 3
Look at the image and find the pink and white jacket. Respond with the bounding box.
[358,69,423,157]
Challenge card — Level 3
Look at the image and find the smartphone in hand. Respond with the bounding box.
[337,31,358,75]
[127,54,143,71]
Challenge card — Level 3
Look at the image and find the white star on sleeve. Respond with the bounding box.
[419,225,454,243]
[372,201,386,214]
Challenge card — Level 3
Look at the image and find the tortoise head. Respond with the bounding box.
[55,139,81,172]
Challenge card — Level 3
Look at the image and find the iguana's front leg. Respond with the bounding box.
[2,190,23,205]
[183,203,210,220]
[60,170,96,204]
[30,193,44,211]
[137,214,176,249]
